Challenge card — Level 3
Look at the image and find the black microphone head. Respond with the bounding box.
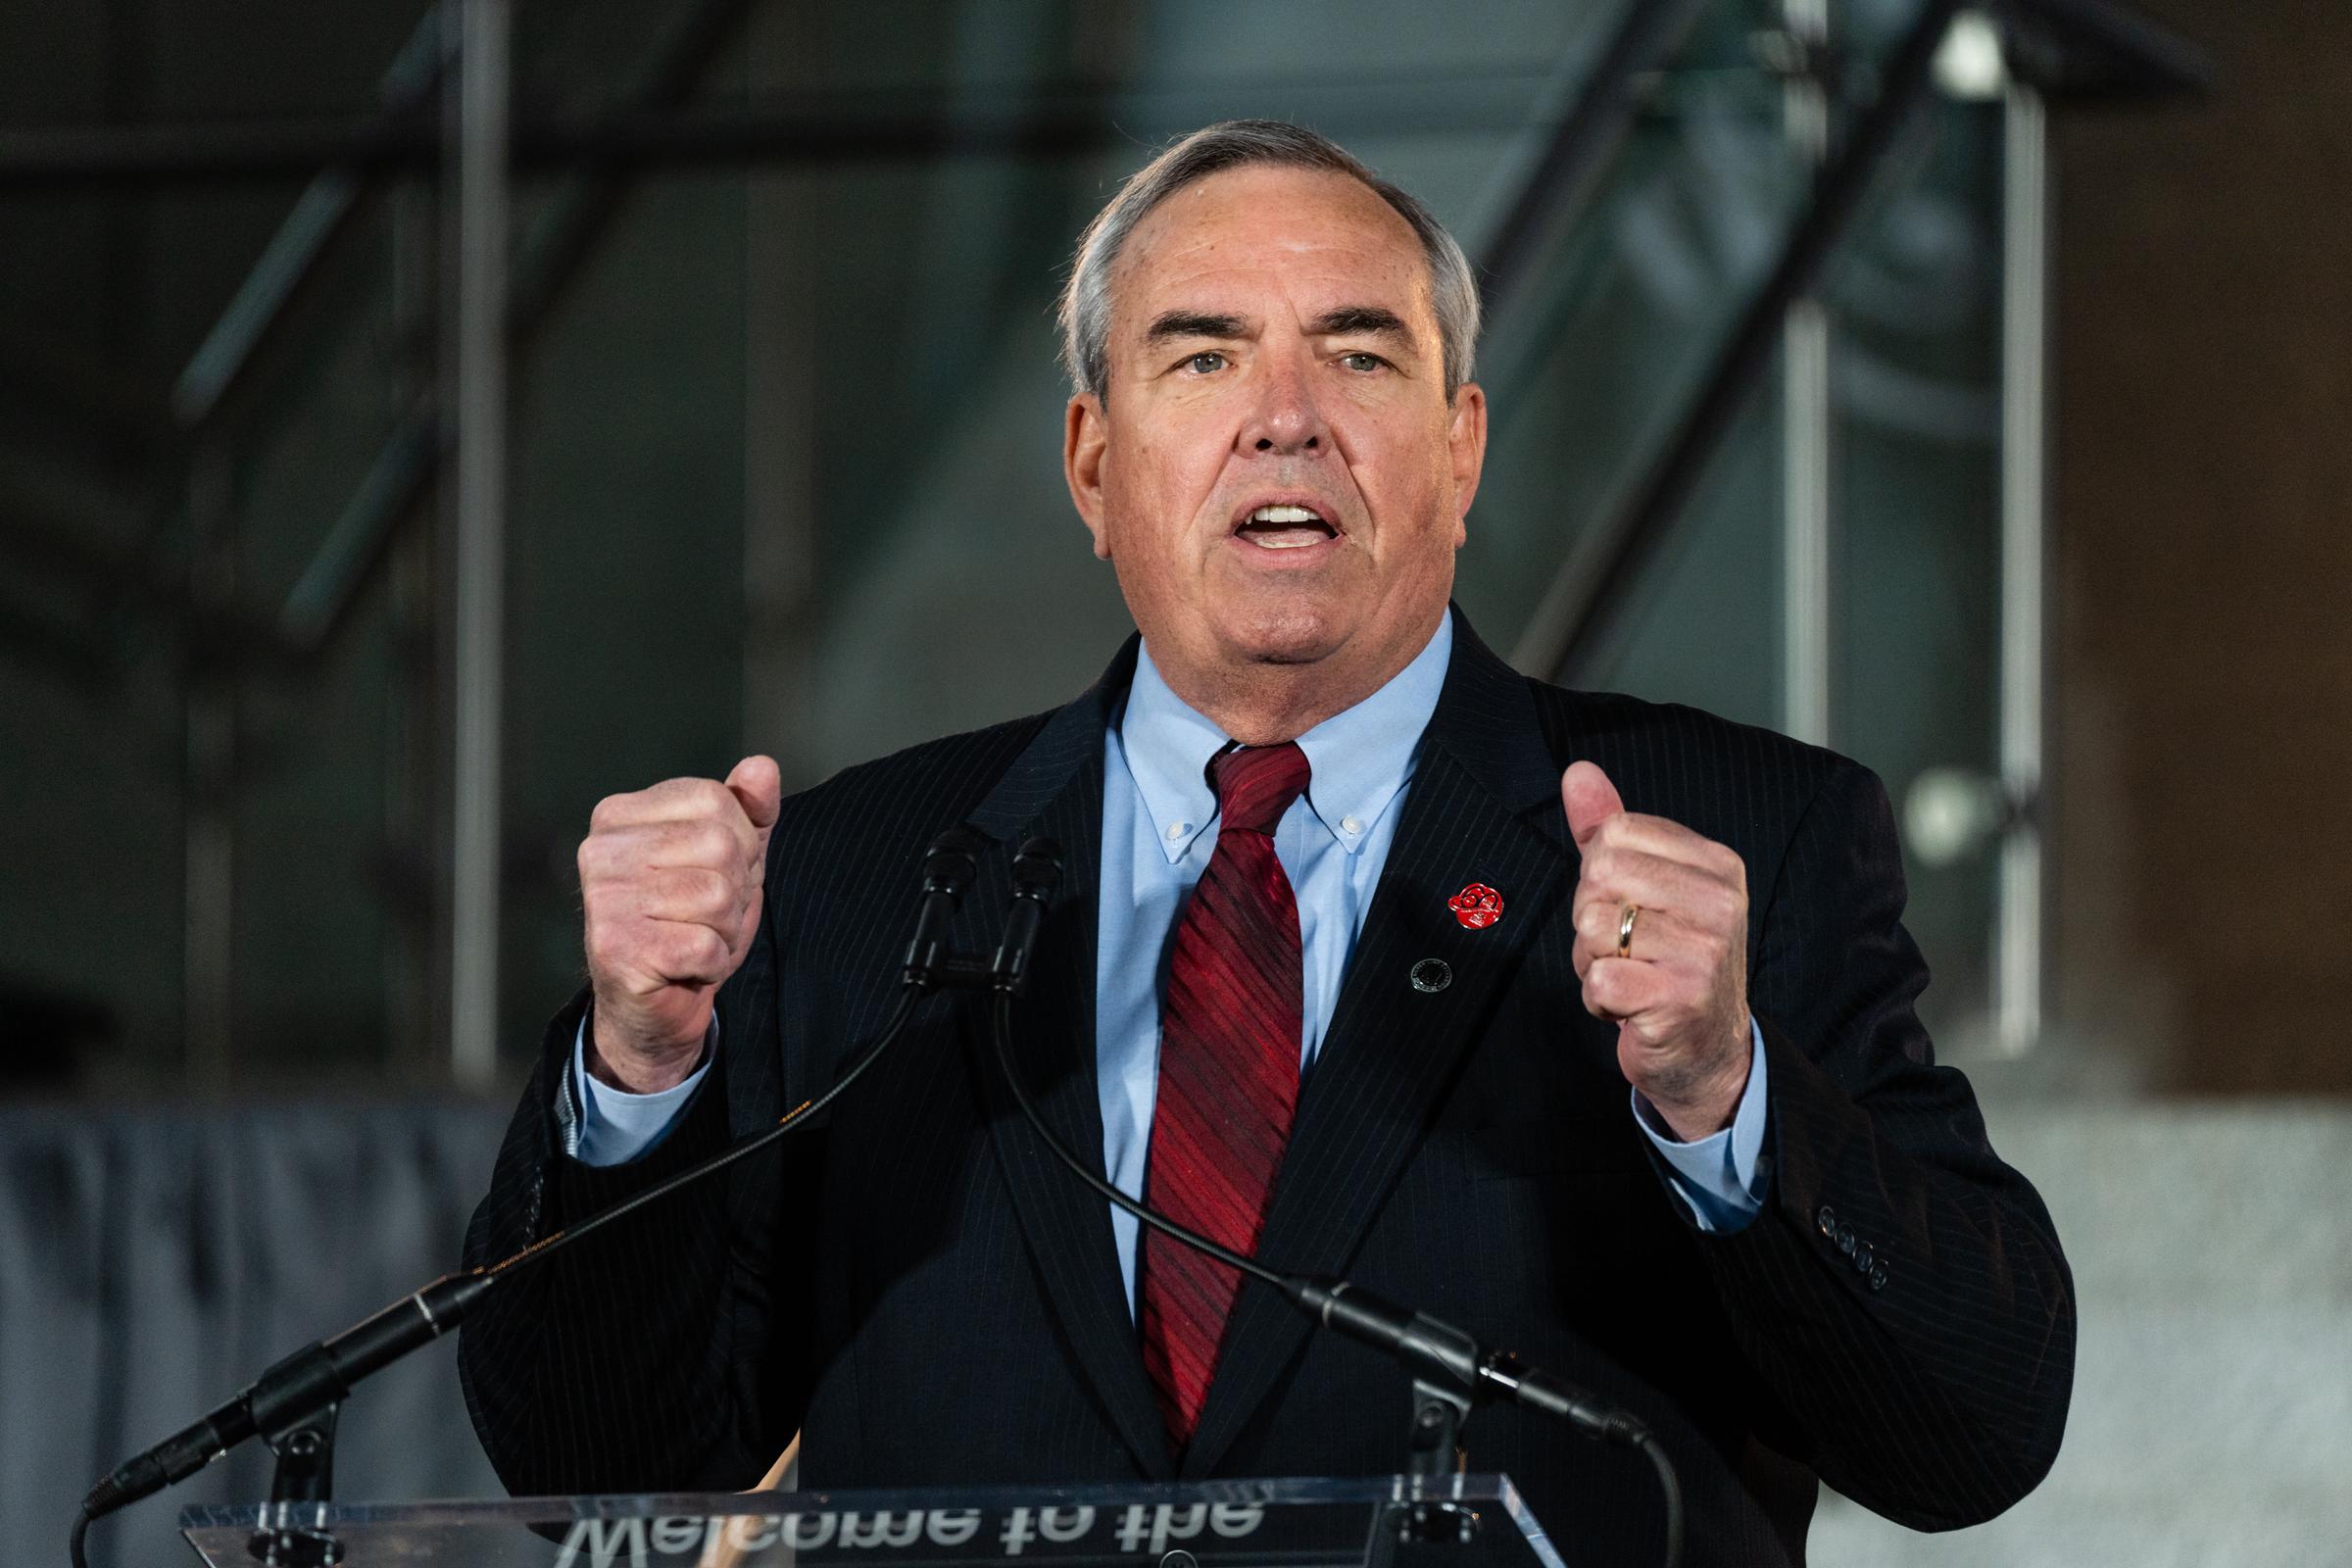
[933,823,989,857]
[920,824,988,895]
[1010,836,1063,898]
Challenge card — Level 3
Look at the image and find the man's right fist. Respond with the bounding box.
[578,755,781,1093]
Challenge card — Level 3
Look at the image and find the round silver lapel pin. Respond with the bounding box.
[1409,957,1452,994]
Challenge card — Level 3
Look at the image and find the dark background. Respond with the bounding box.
[3,2,2345,1565]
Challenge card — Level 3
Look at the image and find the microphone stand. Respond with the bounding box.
[73,826,1003,1568]
[975,853,1685,1568]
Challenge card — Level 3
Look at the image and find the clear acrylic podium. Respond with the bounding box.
[181,1476,1567,1568]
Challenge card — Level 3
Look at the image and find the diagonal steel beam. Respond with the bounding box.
[1511,0,1968,680]
[1475,0,1712,332]
[172,5,449,431]
[267,0,756,663]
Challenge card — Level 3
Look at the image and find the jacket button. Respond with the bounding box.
[1816,1205,1837,1238]
[1869,1264,1888,1292]
[1837,1228,1856,1256]
[1853,1242,1876,1272]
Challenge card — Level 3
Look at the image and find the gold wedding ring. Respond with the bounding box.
[1617,903,1641,960]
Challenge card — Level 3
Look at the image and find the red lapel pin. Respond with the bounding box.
[1447,883,1503,930]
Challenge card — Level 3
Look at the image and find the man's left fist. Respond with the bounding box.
[1562,760,1752,1142]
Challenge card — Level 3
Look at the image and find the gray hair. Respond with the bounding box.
[1056,120,1482,403]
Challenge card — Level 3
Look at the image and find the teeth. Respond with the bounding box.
[1248,530,1321,549]
[1250,504,1321,523]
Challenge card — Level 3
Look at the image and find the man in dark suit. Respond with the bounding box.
[461,122,2073,1567]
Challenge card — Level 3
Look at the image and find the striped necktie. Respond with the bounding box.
[1140,740,1311,1455]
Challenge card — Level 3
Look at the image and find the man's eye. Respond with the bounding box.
[1339,352,1387,373]
[1184,352,1228,374]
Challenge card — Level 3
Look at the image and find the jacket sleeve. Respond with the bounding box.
[1692,759,2076,1531]
[457,880,815,1498]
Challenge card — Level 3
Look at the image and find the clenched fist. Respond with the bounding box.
[1563,760,1753,1142]
[578,756,781,1093]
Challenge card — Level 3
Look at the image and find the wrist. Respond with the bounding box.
[1642,1020,1753,1143]
[586,1006,709,1095]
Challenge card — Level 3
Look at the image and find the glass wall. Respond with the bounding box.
[0,0,2025,1086]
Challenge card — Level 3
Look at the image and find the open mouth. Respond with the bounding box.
[1233,502,1341,550]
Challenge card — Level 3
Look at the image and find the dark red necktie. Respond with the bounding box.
[1140,741,1312,1455]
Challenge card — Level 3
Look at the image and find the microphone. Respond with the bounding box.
[82,1272,494,1519]
[76,823,1002,1559]
[980,969,1685,1566]
[1284,1279,1653,1446]
[903,825,986,987]
[989,837,1062,994]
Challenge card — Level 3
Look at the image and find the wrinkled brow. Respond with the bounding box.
[1308,305,1411,344]
[1145,310,1248,342]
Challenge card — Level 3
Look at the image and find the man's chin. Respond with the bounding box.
[1214,605,1349,667]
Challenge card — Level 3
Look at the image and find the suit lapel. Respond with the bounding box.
[1180,612,1574,1477]
[963,639,1176,1479]
[949,617,1574,1482]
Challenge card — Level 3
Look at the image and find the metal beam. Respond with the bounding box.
[1511,0,1968,681]
[170,5,449,430]
[267,0,758,665]
[1,11,2194,197]
[444,0,509,1089]
[0,75,1679,193]
[275,403,436,654]
[1781,0,1836,748]
[1995,82,2051,1056]
[1475,0,1712,329]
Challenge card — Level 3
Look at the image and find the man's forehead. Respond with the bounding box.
[1110,165,1433,330]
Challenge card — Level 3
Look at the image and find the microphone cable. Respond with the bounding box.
[985,989,1682,1568]
[72,984,931,1568]
[485,983,921,1275]
[74,822,1007,1568]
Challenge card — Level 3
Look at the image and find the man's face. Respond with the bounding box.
[1064,164,1486,691]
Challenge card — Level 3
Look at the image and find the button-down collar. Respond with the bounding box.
[1121,615,1452,864]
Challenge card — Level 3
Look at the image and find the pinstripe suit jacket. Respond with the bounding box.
[461,612,2074,1567]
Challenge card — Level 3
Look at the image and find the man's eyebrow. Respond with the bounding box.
[1145,310,1249,342]
[1308,305,1412,343]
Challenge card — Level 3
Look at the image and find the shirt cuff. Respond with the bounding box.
[1631,1017,1771,1233]
[564,1016,714,1167]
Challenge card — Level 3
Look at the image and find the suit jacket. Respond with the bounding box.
[461,613,2075,1567]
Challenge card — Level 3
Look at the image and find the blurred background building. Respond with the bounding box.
[2,0,2345,1564]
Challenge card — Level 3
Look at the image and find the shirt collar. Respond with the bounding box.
[1120,614,1452,864]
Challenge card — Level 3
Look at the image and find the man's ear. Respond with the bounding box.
[1064,393,1112,560]
[1446,381,1488,546]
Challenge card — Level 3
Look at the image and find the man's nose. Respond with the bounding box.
[1239,354,1327,456]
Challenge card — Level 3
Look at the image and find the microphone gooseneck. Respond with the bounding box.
[982,987,1685,1568]
[78,1272,500,1527]
[76,821,998,1553]
[80,988,928,1537]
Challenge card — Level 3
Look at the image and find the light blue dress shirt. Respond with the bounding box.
[571,618,1771,1295]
